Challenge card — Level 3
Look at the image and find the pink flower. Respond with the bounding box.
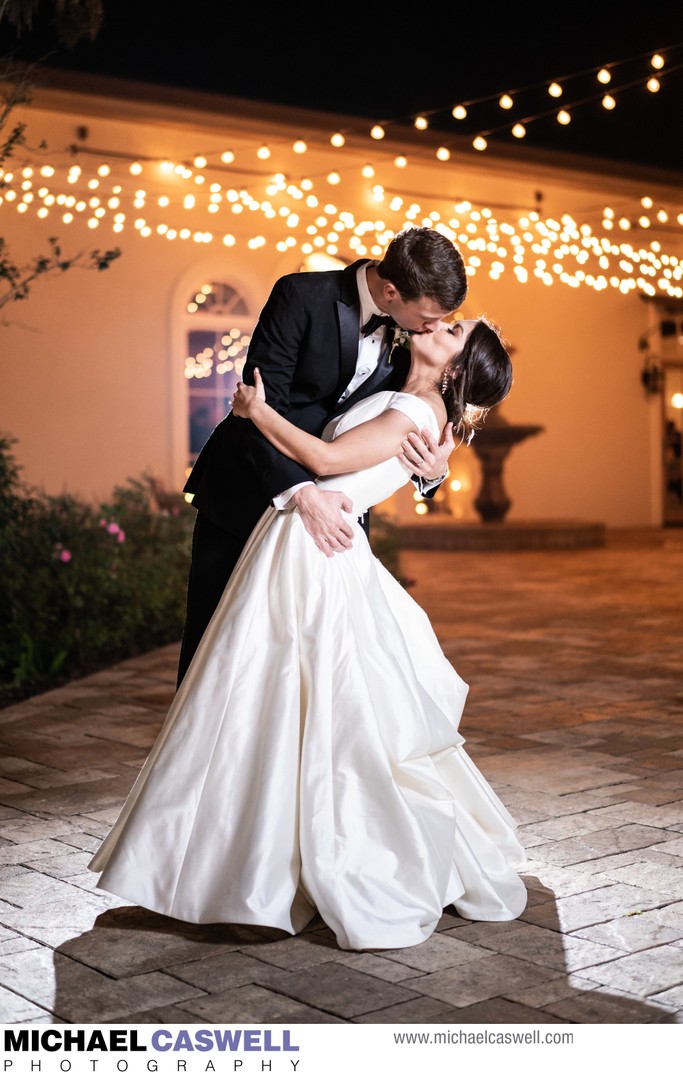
[99,518,107,527]
[106,522,120,536]
[59,549,72,563]
[117,529,126,543]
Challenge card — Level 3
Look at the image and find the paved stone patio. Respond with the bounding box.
[0,527,682,1025]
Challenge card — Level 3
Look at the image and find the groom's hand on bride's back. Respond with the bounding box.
[291,486,354,556]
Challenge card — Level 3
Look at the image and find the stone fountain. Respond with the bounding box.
[398,405,606,550]
[470,408,544,523]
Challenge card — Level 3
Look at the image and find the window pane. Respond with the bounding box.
[184,281,253,468]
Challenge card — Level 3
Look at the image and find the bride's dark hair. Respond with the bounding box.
[440,316,513,443]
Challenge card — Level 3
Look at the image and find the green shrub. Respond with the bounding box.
[0,434,194,704]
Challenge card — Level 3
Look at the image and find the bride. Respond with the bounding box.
[89,317,528,951]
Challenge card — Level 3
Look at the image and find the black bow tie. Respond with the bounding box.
[361,313,395,337]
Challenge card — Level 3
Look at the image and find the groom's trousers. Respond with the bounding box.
[176,513,245,689]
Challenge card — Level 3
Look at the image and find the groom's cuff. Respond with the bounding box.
[272,480,314,510]
[414,471,448,495]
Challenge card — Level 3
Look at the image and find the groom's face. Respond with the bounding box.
[382,283,453,334]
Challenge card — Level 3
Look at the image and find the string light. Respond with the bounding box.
[348,43,683,156]
[4,104,681,302]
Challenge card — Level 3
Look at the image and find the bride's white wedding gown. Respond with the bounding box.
[89,390,527,950]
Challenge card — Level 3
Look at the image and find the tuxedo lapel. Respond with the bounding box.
[334,298,362,401]
[329,260,364,401]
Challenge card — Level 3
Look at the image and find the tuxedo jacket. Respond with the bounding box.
[184,259,411,540]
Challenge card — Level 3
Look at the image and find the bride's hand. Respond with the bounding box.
[232,368,266,417]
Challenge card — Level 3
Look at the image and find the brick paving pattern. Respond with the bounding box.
[0,528,681,1024]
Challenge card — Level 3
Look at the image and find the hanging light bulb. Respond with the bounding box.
[647,77,660,93]
[414,115,428,130]
[557,110,571,125]
[330,132,345,147]
[597,68,612,84]
[499,94,513,110]
[651,53,664,69]
[452,105,467,120]
[602,95,616,110]
[370,125,385,140]
[436,147,451,160]
[512,123,526,139]
[473,136,487,151]
[548,82,562,98]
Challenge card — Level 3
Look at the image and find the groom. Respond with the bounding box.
[178,227,468,684]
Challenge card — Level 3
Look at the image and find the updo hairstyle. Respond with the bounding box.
[440,317,513,443]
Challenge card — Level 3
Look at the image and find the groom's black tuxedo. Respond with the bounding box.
[177,259,411,684]
[184,258,409,541]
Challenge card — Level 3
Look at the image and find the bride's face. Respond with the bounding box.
[411,320,478,366]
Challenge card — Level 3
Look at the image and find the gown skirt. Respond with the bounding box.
[90,392,527,950]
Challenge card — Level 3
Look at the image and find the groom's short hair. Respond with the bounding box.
[377,227,467,312]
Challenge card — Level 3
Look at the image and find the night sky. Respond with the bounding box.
[3,2,683,172]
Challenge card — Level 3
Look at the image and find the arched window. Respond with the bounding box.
[183,280,253,465]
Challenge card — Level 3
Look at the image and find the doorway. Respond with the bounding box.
[663,362,683,526]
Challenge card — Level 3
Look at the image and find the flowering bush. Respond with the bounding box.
[0,435,194,704]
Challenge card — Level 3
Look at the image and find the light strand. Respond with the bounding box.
[469,62,683,143]
[2,150,680,300]
[316,43,683,155]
